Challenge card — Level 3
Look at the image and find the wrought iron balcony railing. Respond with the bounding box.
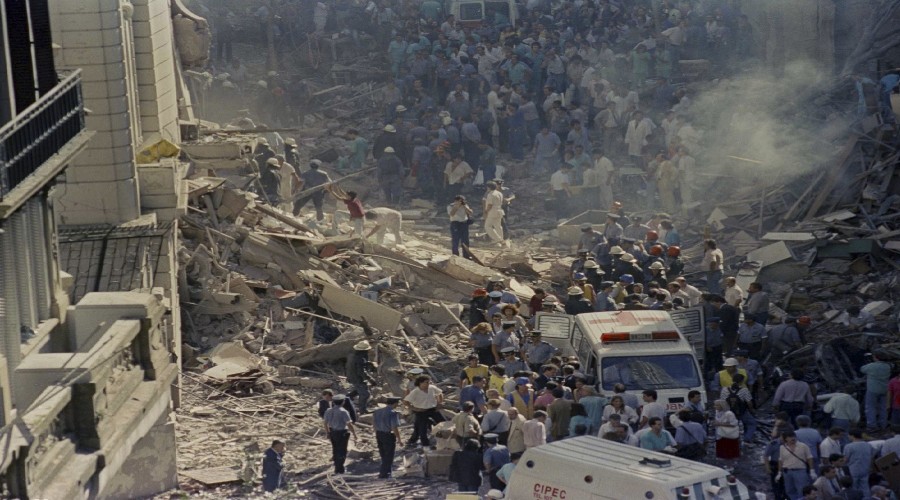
[0,70,85,198]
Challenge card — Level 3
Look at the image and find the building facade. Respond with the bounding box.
[0,0,192,497]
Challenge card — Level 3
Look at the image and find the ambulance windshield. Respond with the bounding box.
[600,354,701,390]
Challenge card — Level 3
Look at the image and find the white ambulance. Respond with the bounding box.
[507,436,751,500]
[536,309,706,413]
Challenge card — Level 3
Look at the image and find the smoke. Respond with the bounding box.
[683,60,850,190]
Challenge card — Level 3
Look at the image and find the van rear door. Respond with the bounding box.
[669,306,705,367]
[535,312,575,356]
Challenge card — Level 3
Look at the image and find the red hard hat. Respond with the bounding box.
[646,230,659,241]
[649,245,663,256]
[473,288,488,297]
[667,246,681,257]
[798,316,811,325]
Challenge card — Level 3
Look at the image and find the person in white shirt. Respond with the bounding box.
[638,390,667,429]
[365,207,403,245]
[483,182,505,244]
[404,375,444,447]
[675,277,703,307]
[523,410,548,449]
[549,164,573,220]
[724,277,744,307]
[701,239,725,296]
[624,110,656,161]
[820,427,845,464]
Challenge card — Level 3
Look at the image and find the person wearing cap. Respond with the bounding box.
[564,286,594,315]
[577,223,605,255]
[646,260,668,284]
[375,146,405,207]
[583,260,605,291]
[491,316,520,362]
[612,274,634,304]
[449,438,484,493]
[507,378,536,420]
[737,316,767,361]
[323,393,357,474]
[617,252,645,286]
[603,213,624,243]
[258,157,283,205]
[373,396,403,478]
[570,250,591,277]
[623,215,651,242]
[523,331,559,372]
[254,136,275,168]
[769,317,802,359]
[666,245,685,280]
[283,137,300,168]
[404,375,445,448]
[468,322,494,365]
[373,124,402,161]
[712,358,748,394]
[499,346,528,375]
[293,159,332,220]
[573,272,596,303]
[483,432,511,490]
[594,281,618,312]
[347,340,377,413]
[318,388,358,422]
[705,317,725,376]
[262,439,286,492]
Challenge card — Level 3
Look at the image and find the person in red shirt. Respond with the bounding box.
[889,373,900,427]
[327,184,366,237]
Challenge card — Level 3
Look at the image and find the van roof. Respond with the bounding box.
[576,310,692,352]
[520,436,736,487]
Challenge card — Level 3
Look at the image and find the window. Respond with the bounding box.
[458,2,484,21]
[599,354,700,391]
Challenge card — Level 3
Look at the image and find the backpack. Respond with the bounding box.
[725,386,748,418]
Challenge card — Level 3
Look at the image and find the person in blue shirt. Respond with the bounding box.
[373,396,403,478]
[483,433,511,490]
[459,376,488,416]
[861,351,892,432]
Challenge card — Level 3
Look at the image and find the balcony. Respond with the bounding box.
[0,70,93,217]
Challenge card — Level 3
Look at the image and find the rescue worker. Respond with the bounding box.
[347,340,377,413]
[522,331,559,372]
[564,286,594,315]
[323,394,357,474]
[711,358,748,393]
[373,396,403,478]
[666,245,684,279]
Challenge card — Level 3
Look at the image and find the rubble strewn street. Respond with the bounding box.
[157,1,900,499]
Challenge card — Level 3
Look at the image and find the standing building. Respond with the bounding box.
[0,0,200,497]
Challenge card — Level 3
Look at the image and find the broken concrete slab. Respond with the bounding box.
[431,255,495,285]
[761,232,816,242]
[402,314,432,336]
[318,283,402,333]
[420,302,464,325]
[863,301,893,316]
[203,341,262,379]
[557,210,608,246]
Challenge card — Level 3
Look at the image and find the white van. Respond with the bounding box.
[536,309,706,413]
[507,436,750,500]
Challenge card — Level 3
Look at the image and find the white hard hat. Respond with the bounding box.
[649,261,665,270]
[442,116,452,125]
[723,358,738,367]
[284,137,297,146]
[353,340,372,351]
[567,286,584,295]
[384,147,395,153]
[257,137,269,145]
[257,80,268,88]
[266,157,279,166]
[383,124,396,133]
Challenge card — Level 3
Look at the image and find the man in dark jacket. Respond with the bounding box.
[449,438,484,492]
[376,147,405,206]
[347,340,377,413]
[262,440,286,492]
[564,286,594,315]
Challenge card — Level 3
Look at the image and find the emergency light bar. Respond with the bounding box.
[600,331,681,343]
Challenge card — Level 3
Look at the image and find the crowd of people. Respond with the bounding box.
[187,1,900,499]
